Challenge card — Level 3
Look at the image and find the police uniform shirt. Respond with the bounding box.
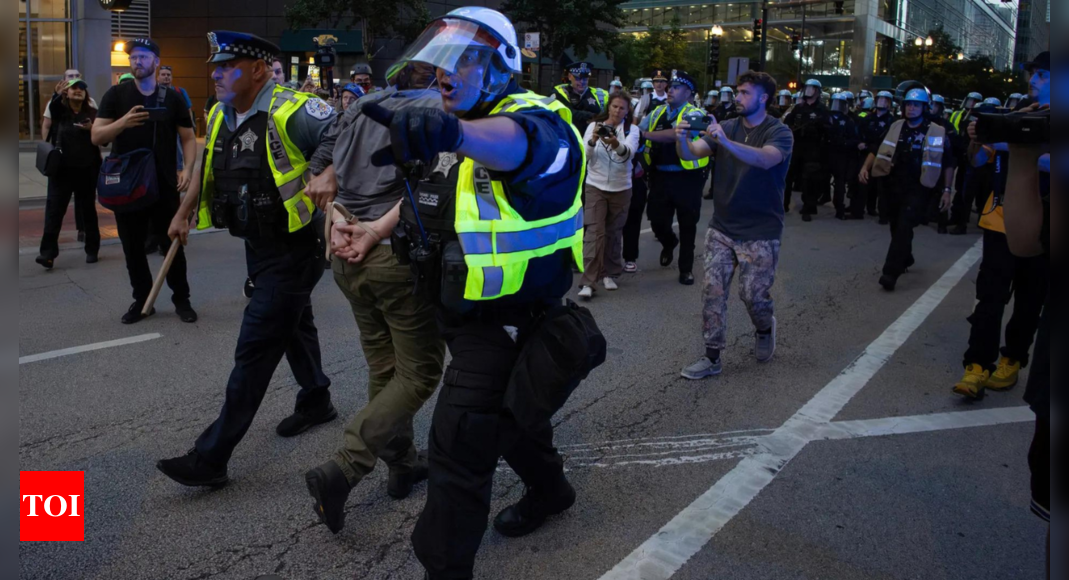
[876,118,956,187]
[555,84,604,134]
[639,102,691,170]
[861,111,893,152]
[425,81,585,307]
[214,80,335,150]
[826,111,859,150]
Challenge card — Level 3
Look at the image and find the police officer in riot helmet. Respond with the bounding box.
[859,87,956,291]
[769,89,791,119]
[783,78,830,221]
[553,60,609,134]
[358,8,602,578]
[158,31,338,486]
[714,86,739,121]
[857,90,895,221]
[1005,92,1024,111]
[703,89,719,114]
[826,93,861,220]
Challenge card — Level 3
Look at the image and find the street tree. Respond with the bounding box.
[502,0,629,67]
[285,0,431,60]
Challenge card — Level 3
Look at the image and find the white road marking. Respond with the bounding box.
[19,334,163,365]
[597,239,984,580]
[564,406,1031,471]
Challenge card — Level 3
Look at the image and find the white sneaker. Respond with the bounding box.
[578,286,594,300]
[603,277,619,291]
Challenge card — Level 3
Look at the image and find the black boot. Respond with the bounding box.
[879,274,897,292]
[493,475,576,538]
[387,451,429,500]
[157,449,228,488]
[305,460,352,534]
[276,404,337,438]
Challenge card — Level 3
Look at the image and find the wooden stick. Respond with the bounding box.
[143,241,181,316]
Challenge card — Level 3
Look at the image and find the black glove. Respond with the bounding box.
[363,103,464,167]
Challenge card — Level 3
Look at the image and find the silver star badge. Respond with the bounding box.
[239,128,258,152]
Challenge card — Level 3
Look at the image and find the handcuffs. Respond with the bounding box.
[325,201,384,261]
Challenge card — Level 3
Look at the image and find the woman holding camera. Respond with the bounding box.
[36,79,101,269]
[578,93,640,299]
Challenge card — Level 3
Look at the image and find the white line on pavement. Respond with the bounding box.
[818,406,1035,440]
[19,333,163,365]
[597,238,984,580]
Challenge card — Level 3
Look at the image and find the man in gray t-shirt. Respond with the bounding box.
[672,71,794,380]
[301,64,446,532]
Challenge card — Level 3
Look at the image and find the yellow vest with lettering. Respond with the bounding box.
[455,92,586,301]
[642,104,710,170]
[871,119,947,188]
[198,86,316,233]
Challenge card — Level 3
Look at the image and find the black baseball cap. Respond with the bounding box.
[124,38,160,57]
[1025,51,1049,73]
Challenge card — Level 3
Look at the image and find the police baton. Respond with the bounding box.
[142,241,181,316]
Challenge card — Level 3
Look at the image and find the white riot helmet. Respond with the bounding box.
[803,78,822,99]
[830,92,849,113]
[776,89,792,107]
[398,7,521,97]
[1006,92,1024,109]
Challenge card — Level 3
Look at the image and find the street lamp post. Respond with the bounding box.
[916,35,933,77]
[706,25,724,95]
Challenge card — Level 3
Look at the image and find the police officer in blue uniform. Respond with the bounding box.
[826,93,861,220]
[357,9,600,578]
[783,78,830,222]
[157,32,337,487]
[640,71,708,285]
[552,61,608,135]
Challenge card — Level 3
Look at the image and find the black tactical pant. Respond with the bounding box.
[413,308,566,580]
[40,164,100,259]
[800,160,826,216]
[113,190,191,307]
[622,174,649,264]
[195,232,332,466]
[830,152,856,215]
[882,181,930,279]
[647,169,704,274]
[963,229,1049,372]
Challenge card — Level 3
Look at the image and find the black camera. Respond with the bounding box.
[974,109,1049,145]
[596,124,614,139]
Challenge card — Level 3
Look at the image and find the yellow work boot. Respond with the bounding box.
[986,357,1021,391]
[953,364,990,400]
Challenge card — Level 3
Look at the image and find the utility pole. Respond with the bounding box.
[797,3,807,84]
[759,2,769,72]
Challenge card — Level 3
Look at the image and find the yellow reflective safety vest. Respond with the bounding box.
[555,84,608,111]
[949,109,970,133]
[198,86,316,233]
[871,119,947,189]
[455,91,586,302]
[643,104,710,170]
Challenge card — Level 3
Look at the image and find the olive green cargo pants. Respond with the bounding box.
[330,244,445,485]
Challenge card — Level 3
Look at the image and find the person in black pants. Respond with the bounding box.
[92,38,198,325]
[37,79,101,269]
[783,79,830,222]
[622,156,648,273]
[826,93,860,220]
[639,71,707,285]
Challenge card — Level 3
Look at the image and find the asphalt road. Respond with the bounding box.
[18,202,1048,580]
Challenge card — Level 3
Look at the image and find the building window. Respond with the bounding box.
[19,0,74,141]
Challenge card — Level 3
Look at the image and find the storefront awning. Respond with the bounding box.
[280,29,364,54]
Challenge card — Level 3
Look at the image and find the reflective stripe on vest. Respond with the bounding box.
[198,85,316,233]
[454,91,585,301]
[870,120,947,188]
[642,104,710,170]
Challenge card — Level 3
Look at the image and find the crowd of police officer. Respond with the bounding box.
[115,6,1045,577]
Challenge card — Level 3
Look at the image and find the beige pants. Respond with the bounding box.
[581,184,633,288]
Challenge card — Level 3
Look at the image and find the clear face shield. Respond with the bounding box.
[720,92,734,105]
[803,85,820,100]
[831,99,847,114]
[777,95,790,107]
[398,18,514,97]
[876,96,893,111]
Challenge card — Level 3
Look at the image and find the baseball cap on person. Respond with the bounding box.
[670,71,696,92]
[66,79,88,91]
[118,73,135,84]
[124,38,160,56]
[1025,51,1049,73]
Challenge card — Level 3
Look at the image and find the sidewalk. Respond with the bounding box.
[19,150,48,201]
[19,199,118,254]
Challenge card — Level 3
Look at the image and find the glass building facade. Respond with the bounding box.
[19,0,76,141]
[620,0,1017,90]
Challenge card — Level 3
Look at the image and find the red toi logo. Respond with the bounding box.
[20,471,85,542]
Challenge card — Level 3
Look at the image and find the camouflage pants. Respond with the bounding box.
[702,228,781,350]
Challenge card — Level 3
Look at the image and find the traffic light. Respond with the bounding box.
[753,19,763,43]
[791,34,802,51]
[708,37,721,74]
[788,81,798,91]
